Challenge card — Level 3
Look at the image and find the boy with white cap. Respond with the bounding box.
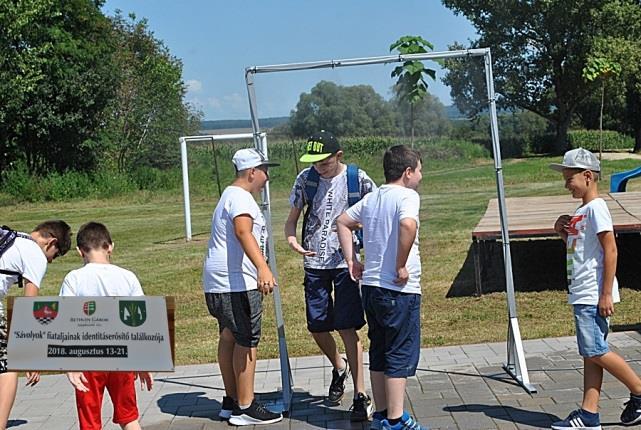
[550,148,641,430]
[202,148,282,426]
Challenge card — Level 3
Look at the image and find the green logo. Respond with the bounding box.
[83,300,96,316]
[119,301,146,327]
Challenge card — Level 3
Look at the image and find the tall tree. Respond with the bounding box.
[101,12,201,172]
[391,92,451,138]
[0,0,118,173]
[442,0,616,152]
[390,35,436,145]
[289,81,396,138]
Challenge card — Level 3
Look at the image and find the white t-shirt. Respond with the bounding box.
[203,185,267,293]
[566,198,620,305]
[289,166,376,269]
[59,263,144,297]
[345,184,422,294]
[0,235,47,312]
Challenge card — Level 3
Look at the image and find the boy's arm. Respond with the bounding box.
[233,214,276,294]
[395,218,417,285]
[597,230,617,317]
[284,207,316,256]
[336,213,363,281]
[135,371,153,390]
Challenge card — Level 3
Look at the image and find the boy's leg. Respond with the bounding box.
[589,352,641,395]
[337,328,365,394]
[370,370,387,413]
[75,372,107,430]
[385,377,407,419]
[218,328,237,399]
[311,332,343,369]
[106,372,139,430]
[234,345,258,406]
[582,357,603,413]
[0,372,18,429]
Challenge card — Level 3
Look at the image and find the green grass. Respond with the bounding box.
[3,153,641,364]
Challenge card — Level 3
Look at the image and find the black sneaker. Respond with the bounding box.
[328,357,350,404]
[621,393,641,425]
[350,392,374,422]
[219,396,238,420]
[228,399,283,426]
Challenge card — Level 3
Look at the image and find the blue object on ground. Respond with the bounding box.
[610,165,641,192]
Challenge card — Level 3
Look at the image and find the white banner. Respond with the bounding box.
[7,296,173,371]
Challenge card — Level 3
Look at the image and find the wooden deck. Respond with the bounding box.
[470,192,641,295]
[473,192,641,241]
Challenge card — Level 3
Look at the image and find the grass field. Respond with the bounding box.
[3,152,641,365]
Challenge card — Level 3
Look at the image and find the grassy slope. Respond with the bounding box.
[3,155,641,364]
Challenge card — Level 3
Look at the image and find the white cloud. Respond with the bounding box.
[185,79,203,93]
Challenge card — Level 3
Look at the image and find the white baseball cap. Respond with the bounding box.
[232,148,279,171]
[549,147,600,172]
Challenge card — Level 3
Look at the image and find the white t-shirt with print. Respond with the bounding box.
[345,184,422,294]
[203,185,267,293]
[289,166,376,269]
[0,235,47,312]
[59,263,144,297]
[566,197,620,305]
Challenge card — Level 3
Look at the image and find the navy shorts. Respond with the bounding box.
[362,285,421,378]
[205,291,263,348]
[303,268,366,333]
[574,304,609,358]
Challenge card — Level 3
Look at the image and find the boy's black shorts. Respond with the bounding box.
[205,290,262,348]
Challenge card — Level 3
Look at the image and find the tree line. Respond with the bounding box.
[0,0,201,177]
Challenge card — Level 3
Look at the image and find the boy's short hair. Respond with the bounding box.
[383,145,422,182]
[76,222,112,253]
[33,220,72,256]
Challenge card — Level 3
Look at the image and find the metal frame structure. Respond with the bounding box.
[179,133,257,241]
[244,48,537,400]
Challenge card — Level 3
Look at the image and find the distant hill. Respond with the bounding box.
[201,116,289,130]
[445,105,467,120]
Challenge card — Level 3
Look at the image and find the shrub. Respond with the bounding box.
[568,130,634,151]
[43,171,94,201]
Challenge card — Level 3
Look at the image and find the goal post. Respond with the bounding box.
[244,47,537,400]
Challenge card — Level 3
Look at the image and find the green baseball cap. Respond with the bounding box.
[300,130,340,163]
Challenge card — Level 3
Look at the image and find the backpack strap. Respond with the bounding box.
[0,226,34,289]
[301,167,320,245]
[346,164,360,207]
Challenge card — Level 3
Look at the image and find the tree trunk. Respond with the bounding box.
[633,126,641,153]
[553,113,572,154]
[410,104,415,148]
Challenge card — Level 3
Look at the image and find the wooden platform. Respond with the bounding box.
[470,192,641,295]
[473,192,641,241]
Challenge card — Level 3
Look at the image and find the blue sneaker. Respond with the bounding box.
[381,411,430,430]
[551,409,601,430]
[370,411,386,430]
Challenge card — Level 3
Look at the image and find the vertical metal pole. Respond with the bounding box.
[484,49,536,393]
[210,137,222,197]
[180,137,192,241]
[245,70,293,413]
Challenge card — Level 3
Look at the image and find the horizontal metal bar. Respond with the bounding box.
[181,133,261,142]
[245,48,488,75]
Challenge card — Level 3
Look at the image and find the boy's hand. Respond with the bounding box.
[598,294,614,318]
[257,266,277,294]
[554,215,572,235]
[287,238,316,256]
[394,267,409,285]
[347,260,364,281]
[135,371,153,390]
[25,371,40,387]
[67,372,89,392]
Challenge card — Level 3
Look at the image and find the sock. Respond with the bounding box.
[388,416,401,425]
[374,409,387,417]
[336,364,347,375]
[632,392,641,399]
[239,403,251,410]
[580,409,599,418]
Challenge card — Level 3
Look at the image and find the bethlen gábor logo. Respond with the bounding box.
[83,300,96,316]
[33,301,59,325]
[119,301,146,327]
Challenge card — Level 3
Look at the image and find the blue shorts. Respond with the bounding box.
[362,285,421,378]
[574,304,609,358]
[303,268,366,333]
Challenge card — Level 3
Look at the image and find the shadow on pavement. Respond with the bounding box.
[444,404,559,427]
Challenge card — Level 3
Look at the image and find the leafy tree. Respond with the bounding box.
[391,92,451,138]
[289,81,396,138]
[0,0,118,173]
[390,35,436,145]
[101,12,201,172]
[442,0,621,153]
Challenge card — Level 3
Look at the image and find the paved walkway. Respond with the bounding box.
[9,331,641,429]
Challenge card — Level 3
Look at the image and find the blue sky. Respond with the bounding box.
[102,1,478,120]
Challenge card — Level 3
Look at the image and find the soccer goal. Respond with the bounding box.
[244,47,537,411]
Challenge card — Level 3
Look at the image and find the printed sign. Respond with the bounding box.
[7,296,173,371]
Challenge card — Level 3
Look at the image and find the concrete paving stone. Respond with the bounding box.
[424,415,458,429]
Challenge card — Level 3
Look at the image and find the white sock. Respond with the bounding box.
[239,403,251,410]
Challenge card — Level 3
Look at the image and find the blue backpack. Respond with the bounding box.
[302,164,364,251]
[0,226,33,288]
